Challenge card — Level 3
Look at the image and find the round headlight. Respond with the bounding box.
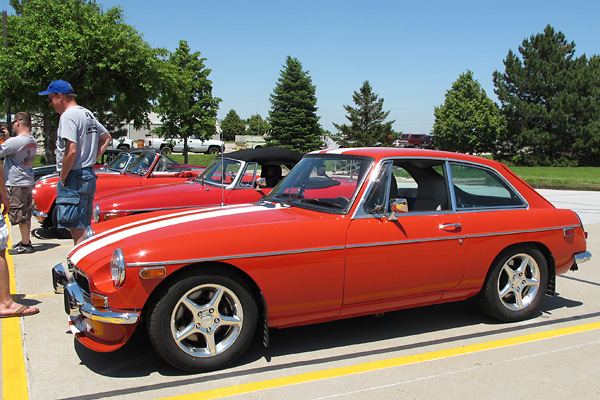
[93,204,100,223]
[110,249,126,288]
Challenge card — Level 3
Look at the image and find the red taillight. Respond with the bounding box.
[564,228,575,237]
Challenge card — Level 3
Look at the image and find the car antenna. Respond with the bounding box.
[220,129,225,206]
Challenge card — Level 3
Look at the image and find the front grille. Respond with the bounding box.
[73,267,91,296]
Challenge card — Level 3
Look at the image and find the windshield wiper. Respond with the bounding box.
[274,192,304,200]
[298,198,342,208]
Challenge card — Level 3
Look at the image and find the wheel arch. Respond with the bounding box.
[482,241,556,296]
[143,260,268,341]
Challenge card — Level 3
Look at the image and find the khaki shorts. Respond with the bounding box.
[7,185,34,225]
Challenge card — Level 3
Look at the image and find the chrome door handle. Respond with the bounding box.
[440,223,461,231]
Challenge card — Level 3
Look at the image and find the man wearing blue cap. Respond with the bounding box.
[39,80,112,244]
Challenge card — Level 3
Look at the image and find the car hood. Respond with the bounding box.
[69,202,349,271]
[94,180,223,210]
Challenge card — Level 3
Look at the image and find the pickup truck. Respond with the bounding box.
[145,136,225,154]
[394,133,434,148]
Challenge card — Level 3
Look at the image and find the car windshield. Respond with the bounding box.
[195,157,243,186]
[265,155,372,212]
[124,153,157,176]
[106,152,132,171]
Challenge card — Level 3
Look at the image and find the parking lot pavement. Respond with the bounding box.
[537,189,600,226]
[1,190,599,400]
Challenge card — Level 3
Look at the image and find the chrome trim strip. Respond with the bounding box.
[100,204,217,215]
[347,235,467,249]
[125,224,583,268]
[467,225,582,239]
[126,245,347,268]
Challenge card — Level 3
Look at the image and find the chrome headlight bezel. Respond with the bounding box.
[110,249,126,289]
[93,204,100,223]
[83,226,94,241]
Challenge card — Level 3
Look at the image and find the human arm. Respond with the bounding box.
[0,164,9,216]
[96,131,112,162]
[60,138,78,186]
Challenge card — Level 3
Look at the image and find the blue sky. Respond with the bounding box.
[5,0,600,134]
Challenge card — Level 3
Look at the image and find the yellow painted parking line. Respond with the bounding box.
[159,321,600,400]
[22,292,57,299]
[2,222,30,400]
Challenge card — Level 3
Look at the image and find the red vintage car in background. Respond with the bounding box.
[92,147,303,224]
[33,148,204,232]
[52,148,591,372]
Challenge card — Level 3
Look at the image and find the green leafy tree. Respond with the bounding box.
[220,109,246,141]
[433,71,504,154]
[333,80,395,147]
[0,0,166,163]
[154,40,221,163]
[267,56,323,152]
[246,114,270,136]
[493,25,600,166]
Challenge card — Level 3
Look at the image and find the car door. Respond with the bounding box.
[343,159,468,308]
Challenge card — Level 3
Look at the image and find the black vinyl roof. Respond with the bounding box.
[225,147,304,164]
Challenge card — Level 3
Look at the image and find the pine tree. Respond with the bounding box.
[221,109,246,141]
[246,114,270,136]
[333,80,395,147]
[493,25,600,166]
[267,56,323,152]
[433,71,504,154]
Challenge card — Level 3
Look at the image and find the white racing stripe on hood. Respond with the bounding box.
[88,206,227,243]
[69,204,269,265]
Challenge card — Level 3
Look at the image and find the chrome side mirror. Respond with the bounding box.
[255,177,267,191]
[388,198,408,221]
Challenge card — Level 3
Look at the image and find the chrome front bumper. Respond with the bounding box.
[52,263,140,325]
[33,209,48,223]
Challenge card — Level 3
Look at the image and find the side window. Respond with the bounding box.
[363,160,449,215]
[450,164,525,209]
[239,163,258,188]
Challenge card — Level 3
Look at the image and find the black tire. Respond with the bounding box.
[147,270,258,372]
[207,146,220,155]
[161,146,172,155]
[477,246,548,322]
[117,144,129,150]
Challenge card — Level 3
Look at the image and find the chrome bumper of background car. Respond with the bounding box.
[32,209,47,223]
[52,263,140,325]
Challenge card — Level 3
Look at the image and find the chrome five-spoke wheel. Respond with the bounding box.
[477,246,548,322]
[496,253,541,311]
[148,270,258,372]
[171,284,243,358]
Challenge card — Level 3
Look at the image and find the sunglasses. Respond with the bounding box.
[47,93,61,102]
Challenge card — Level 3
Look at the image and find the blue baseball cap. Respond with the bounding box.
[38,80,75,95]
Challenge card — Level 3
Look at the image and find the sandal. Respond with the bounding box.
[0,304,40,318]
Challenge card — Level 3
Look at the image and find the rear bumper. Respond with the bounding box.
[574,251,592,265]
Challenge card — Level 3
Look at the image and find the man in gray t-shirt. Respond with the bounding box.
[0,112,37,253]
[39,80,111,245]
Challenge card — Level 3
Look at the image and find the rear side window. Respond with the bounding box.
[450,164,525,209]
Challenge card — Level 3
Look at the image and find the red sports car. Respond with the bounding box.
[52,148,591,372]
[33,148,204,232]
[92,147,303,224]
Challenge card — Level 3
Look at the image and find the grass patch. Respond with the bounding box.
[168,153,219,167]
[510,167,600,191]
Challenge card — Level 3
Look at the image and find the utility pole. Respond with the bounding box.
[2,10,11,133]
